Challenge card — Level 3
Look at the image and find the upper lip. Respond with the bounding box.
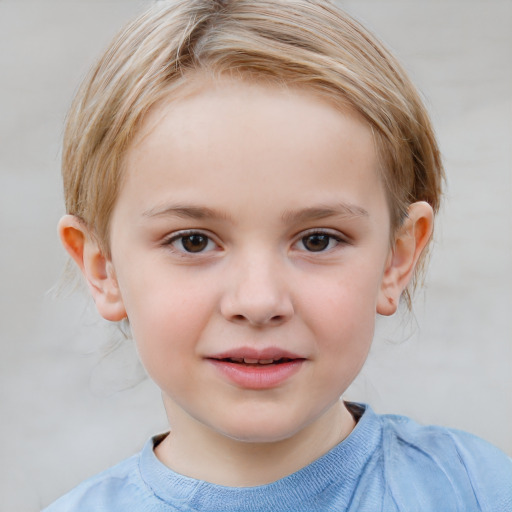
[207,346,305,362]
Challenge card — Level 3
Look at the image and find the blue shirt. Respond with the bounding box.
[43,404,512,511]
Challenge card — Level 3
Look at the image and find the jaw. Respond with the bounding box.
[156,397,354,487]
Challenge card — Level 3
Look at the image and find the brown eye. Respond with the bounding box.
[167,231,218,255]
[180,234,210,253]
[300,233,342,252]
[302,234,331,252]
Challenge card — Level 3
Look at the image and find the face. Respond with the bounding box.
[108,79,394,443]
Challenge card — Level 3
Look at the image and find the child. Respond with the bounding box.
[44,0,512,510]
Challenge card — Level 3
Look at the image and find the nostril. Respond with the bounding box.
[229,313,286,326]
[220,294,294,326]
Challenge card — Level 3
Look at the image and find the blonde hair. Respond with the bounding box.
[62,0,443,302]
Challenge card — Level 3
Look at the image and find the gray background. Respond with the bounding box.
[1,1,511,510]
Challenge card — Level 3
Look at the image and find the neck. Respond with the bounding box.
[155,400,356,487]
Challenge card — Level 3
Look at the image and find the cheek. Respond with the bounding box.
[304,267,382,331]
[301,267,382,380]
[119,274,217,370]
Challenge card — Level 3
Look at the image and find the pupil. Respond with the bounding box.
[303,234,329,252]
[182,235,207,252]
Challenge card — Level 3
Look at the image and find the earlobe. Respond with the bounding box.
[58,215,127,322]
[377,202,434,316]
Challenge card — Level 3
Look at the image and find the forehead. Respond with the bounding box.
[118,78,388,223]
[131,75,371,156]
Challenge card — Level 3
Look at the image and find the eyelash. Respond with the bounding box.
[163,230,219,255]
[294,229,346,253]
[163,229,347,255]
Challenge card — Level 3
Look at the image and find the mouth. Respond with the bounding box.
[206,348,306,389]
[212,356,301,366]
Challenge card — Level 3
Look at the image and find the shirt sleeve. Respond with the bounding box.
[446,428,512,512]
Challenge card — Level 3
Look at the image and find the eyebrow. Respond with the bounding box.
[281,203,369,224]
[142,202,368,224]
[142,204,232,221]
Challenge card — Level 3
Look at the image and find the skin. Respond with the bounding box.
[60,78,433,487]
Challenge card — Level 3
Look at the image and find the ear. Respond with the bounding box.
[377,202,434,316]
[58,215,127,322]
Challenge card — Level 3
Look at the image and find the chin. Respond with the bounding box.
[212,413,308,444]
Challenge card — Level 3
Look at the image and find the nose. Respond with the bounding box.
[220,252,294,327]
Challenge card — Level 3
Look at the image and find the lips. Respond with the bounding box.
[206,347,306,389]
[208,347,303,362]
[215,356,297,365]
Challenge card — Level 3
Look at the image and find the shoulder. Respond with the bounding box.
[376,411,512,511]
[42,451,153,512]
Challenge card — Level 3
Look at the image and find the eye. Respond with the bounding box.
[297,231,344,252]
[166,232,217,254]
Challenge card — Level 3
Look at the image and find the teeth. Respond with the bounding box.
[239,358,275,364]
[223,357,292,365]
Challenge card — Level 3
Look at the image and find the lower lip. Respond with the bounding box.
[208,359,304,389]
